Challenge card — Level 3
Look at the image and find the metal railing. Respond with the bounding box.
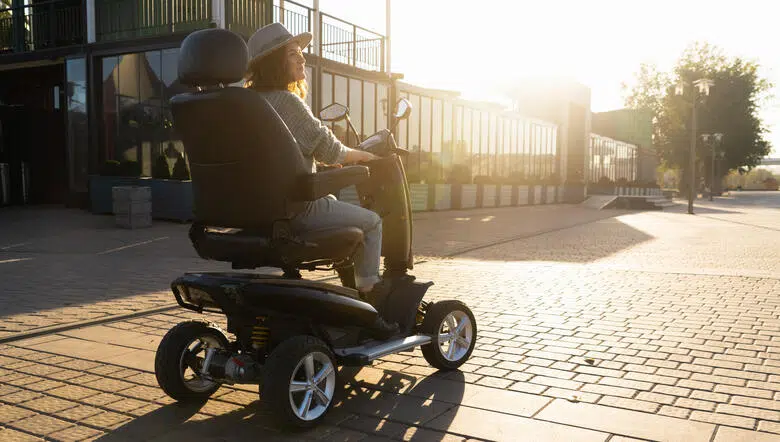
[320,12,383,72]
[0,0,84,53]
[95,0,213,42]
[226,0,385,72]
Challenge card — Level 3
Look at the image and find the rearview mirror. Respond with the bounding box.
[395,98,412,120]
[319,103,348,122]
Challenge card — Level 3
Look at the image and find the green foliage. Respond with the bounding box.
[171,153,191,180]
[623,42,773,188]
[152,155,171,179]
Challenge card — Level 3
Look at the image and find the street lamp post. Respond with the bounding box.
[701,133,724,201]
[675,78,714,214]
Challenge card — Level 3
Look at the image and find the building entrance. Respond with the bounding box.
[0,64,67,206]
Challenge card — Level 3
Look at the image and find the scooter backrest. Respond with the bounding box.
[171,28,309,231]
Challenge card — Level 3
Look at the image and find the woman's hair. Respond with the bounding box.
[244,46,307,100]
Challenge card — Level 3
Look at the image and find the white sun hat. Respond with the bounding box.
[247,22,313,62]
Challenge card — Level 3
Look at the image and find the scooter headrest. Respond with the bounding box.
[178,28,249,87]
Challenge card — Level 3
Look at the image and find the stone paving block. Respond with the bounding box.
[713,425,780,441]
[47,425,104,442]
[427,405,608,442]
[0,427,44,441]
[0,404,37,424]
[9,414,74,436]
[689,410,756,429]
[537,399,716,442]
[715,403,780,422]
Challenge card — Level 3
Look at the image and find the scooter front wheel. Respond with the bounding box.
[260,335,338,429]
[420,300,477,370]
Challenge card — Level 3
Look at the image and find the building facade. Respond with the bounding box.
[0,0,604,211]
[591,108,656,183]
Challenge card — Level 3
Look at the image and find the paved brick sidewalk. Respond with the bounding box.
[0,204,619,339]
[1,193,779,440]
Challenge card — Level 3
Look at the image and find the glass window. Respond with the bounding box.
[432,99,442,153]
[420,95,431,154]
[363,81,375,137]
[442,101,453,180]
[66,58,89,191]
[462,107,471,173]
[349,78,362,140]
[471,109,480,174]
[161,49,182,143]
[333,75,348,144]
[321,72,333,111]
[101,56,119,163]
[480,112,489,175]
[305,66,313,108]
[376,83,388,131]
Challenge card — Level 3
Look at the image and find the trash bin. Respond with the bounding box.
[0,162,9,205]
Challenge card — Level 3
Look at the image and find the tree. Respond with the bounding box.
[623,42,773,191]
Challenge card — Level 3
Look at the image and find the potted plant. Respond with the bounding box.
[89,159,143,214]
[149,143,194,222]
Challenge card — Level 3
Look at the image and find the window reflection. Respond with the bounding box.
[99,48,187,176]
[66,58,89,191]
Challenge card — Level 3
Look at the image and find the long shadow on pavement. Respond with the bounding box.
[94,369,463,441]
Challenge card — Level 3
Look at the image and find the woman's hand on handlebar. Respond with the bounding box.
[343,149,378,164]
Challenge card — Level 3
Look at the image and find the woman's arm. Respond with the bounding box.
[274,92,376,165]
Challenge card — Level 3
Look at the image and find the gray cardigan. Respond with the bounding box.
[258,90,350,172]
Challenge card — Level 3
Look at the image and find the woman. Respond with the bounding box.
[245,23,396,336]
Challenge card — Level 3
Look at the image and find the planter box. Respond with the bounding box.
[409,183,429,212]
[517,185,530,205]
[533,185,542,204]
[89,175,146,214]
[149,179,193,222]
[461,184,478,209]
[498,185,513,206]
[563,183,587,203]
[433,184,451,211]
[546,185,555,204]
[481,184,497,207]
[112,186,151,229]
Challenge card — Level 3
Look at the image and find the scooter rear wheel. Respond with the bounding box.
[420,301,477,370]
[154,320,229,402]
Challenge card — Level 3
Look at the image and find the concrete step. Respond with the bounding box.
[580,196,618,210]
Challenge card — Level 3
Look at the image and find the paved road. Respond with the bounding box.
[1,195,779,441]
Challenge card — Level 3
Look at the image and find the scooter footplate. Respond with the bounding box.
[335,334,432,366]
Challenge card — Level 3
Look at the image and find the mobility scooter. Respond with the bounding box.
[154,28,477,428]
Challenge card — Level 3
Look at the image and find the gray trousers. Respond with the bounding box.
[291,194,382,289]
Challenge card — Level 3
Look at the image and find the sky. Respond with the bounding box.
[313,0,779,157]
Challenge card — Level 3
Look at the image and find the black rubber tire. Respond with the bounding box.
[420,300,477,370]
[154,320,229,402]
[260,335,337,429]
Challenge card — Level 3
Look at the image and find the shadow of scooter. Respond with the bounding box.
[335,365,466,441]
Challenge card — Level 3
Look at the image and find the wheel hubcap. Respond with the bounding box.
[179,334,224,393]
[289,351,336,421]
[437,310,473,362]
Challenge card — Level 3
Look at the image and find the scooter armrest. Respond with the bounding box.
[296,165,370,201]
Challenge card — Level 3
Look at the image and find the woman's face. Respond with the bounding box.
[285,43,306,82]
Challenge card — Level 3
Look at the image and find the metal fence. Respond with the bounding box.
[0,0,84,53]
[320,12,383,72]
[95,0,212,41]
[226,0,385,72]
